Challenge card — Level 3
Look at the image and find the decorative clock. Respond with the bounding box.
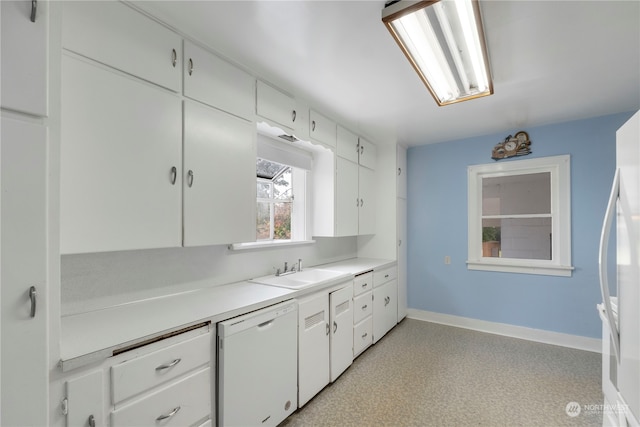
[491,131,532,160]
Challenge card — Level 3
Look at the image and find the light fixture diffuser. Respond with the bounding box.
[382,0,493,106]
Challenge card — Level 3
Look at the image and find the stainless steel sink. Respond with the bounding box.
[250,268,349,289]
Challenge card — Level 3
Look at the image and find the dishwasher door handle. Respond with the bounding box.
[258,319,274,329]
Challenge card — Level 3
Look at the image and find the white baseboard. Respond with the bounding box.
[406,308,601,353]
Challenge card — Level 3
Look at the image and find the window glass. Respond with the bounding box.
[256,158,293,241]
[467,155,572,276]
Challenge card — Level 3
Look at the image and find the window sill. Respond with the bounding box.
[229,240,316,252]
[466,260,574,277]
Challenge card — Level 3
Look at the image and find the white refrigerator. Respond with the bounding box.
[599,110,640,427]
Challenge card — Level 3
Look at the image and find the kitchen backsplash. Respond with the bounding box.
[61,237,357,315]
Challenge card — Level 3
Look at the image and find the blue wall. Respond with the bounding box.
[407,112,634,338]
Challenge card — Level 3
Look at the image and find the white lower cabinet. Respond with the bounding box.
[111,368,210,427]
[59,325,212,427]
[352,272,373,357]
[66,370,104,427]
[298,282,353,407]
[373,266,398,343]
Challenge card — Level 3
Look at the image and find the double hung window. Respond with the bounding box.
[467,155,573,276]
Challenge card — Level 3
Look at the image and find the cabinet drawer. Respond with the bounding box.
[111,332,211,404]
[353,292,373,324]
[62,1,182,92]
[353,272,373,296]
[353,317,373,357]
[373,266,397,288]
[111,367,211,427]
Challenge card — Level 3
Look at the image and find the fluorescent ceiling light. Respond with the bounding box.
[382,0,493,106]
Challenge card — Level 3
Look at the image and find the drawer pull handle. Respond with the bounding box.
[362,304,368,310]
[187,170,194,187]
[156,358,181,371]
[361,283,367,288]
[170,166,177,185]
[188,58,194,76]
[88,415,96,427]
[362,332,368,339]
[385,274,389,278]
[171,49,177,67]
[325,323,330,336]
[156,406,181,421]
[29,286,37,318]
[333,320,338,333]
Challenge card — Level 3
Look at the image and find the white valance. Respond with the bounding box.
[257,133,313,171]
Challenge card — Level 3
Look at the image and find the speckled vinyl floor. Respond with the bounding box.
[281,318,603,427]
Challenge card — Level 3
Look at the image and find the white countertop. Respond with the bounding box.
[59,257,393,371]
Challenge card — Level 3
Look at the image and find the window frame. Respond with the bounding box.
[256,165,294,241]
[467,155,574,276]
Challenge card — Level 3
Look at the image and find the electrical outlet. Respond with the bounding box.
[444,256,451,265]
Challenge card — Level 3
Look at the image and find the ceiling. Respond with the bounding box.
[133,1,640,147]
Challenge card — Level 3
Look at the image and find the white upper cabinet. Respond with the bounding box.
[309,109,336,148]
[358,138,377,170]
[397,144,407,199]
[60,55,182,254]
[256,80,297,131]
[183,41,254,120]
[62,1,182,92]
[335,157,359,237]
[337,126,359,163]
[183,101,256,246]
[358,166,376,235]
[0,0,47,116]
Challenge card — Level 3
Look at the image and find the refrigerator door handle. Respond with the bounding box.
[599,168,621,362]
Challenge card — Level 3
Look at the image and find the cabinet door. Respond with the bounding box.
[298,293,329,407]
[309,109,336,148]
[183,41,254,120]
[397,199,408,321]
[256,80,297,131]
[183,101,256,246]
[330,284,353,382]
[358,166,376,235]
[67,370,104,427]
[336,157,359,236]
[337,126,359,163]
[358,138,377,170]
[0,0,47,116]
[397,144,407,199]
[1,117,48,427]
[373,280,398,343]
[61,55,182,253]
[62,1,182,92]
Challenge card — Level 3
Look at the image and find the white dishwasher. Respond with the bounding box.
[217,300,298,427]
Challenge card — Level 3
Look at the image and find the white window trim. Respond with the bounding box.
[467,155,574,277]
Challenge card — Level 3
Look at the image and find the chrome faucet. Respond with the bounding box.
[275,259,302,276]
